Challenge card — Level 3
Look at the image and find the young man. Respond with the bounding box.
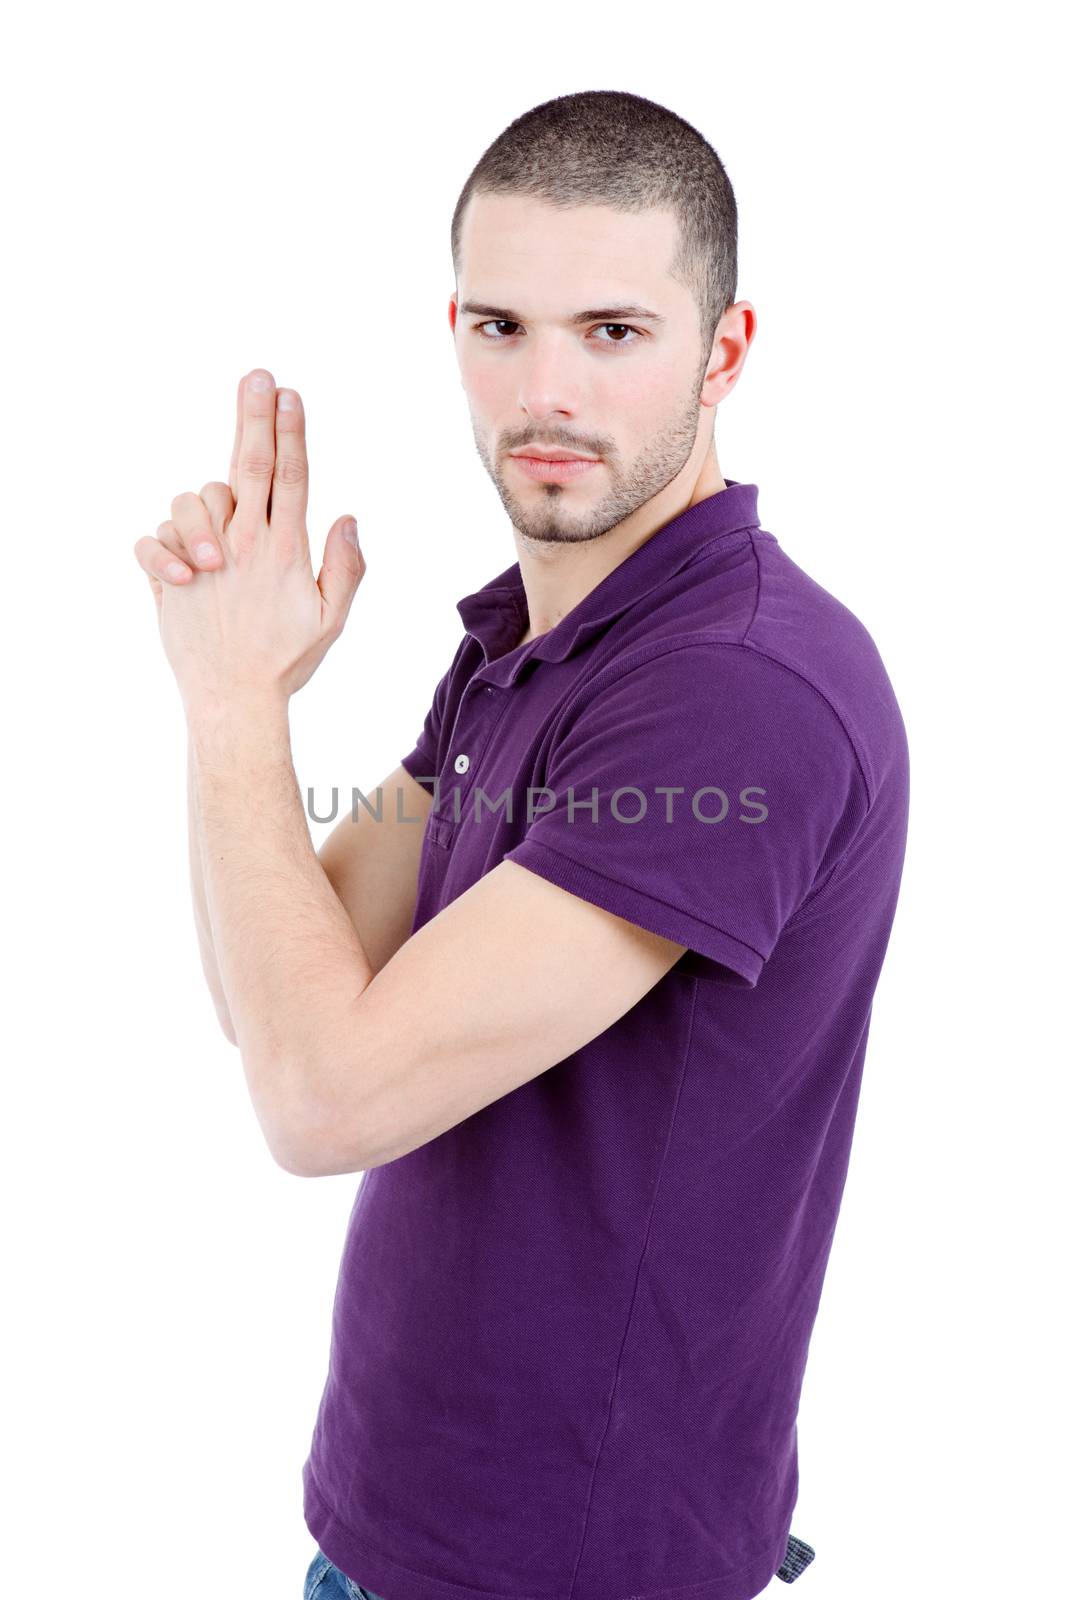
[136,91,909,1600]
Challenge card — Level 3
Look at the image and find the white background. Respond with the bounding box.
[2,2,1062,1595]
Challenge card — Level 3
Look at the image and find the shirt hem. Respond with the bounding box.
[303,1458,789,1600]
[399,749,438,797]
[502,836,765,987]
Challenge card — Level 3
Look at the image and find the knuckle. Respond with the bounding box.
[171,489,201,516]
[240,452,275,479]
[227,522,256,559]
[273,454,308,487]
[273,534,302,565]
[158,527,190,556]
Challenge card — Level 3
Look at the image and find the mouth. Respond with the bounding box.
[509,452,602,484]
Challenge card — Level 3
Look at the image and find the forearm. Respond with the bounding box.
[189,696,375,1171]
[187,733,238,1044]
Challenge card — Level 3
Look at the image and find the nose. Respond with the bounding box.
[515,333,584,421]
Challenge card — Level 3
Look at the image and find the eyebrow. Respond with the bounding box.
[458,299,665,326]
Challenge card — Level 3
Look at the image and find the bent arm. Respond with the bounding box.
[297,858,688,1175]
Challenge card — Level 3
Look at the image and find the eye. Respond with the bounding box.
[473,320,521,339]
[471,320,642,346]
[591,323,639,344]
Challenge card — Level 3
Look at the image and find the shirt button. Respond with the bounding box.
[454,753,470,774]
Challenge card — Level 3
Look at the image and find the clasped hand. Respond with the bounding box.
[134,369,365,719]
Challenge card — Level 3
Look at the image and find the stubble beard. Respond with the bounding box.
[472,367,707,548]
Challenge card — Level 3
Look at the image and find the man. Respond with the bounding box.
[135,90,909,1600]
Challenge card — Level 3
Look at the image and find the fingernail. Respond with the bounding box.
[277,390,298,412]
[342,519,359,547]
[250,371,273,392]
[195,542,218,564]
[167,560,189,579]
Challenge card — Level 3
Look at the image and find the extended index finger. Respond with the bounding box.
[228,372,247,499]
[271,388,310,537]
[234,368,277,524]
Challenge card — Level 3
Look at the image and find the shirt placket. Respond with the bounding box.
[430,677,513,849]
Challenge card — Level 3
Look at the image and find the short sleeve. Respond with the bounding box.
[503,645,868,985]
[399,663,452,797]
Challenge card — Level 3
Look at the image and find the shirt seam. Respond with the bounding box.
[742,533,873,811]
[566,978,701,1600]
[739,527,764,643]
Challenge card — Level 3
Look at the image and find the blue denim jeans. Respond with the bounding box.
[303,1547,387,1600]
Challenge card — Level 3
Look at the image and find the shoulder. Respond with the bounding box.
[552,638,868,817]
[739,538,909,801]
[569,634,860,755]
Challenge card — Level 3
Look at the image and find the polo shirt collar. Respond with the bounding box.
[456,480,760,687]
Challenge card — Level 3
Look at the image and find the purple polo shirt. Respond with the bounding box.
[303,481,909,1600]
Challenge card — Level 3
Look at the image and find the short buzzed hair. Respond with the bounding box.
[451,89,738,367]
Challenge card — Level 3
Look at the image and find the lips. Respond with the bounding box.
[511,455,602,484]
[511,449,598,462]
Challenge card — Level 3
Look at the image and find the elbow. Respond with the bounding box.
[280,1115,368,1178]
[265,1107,331,1177]
[233,1041,330,1177]
[274,1145,327,1179]
[250,999,381,1177]
[273,1139,365,1180]
[262,1066,367,1179]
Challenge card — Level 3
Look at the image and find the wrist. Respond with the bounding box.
[185,688,291,752]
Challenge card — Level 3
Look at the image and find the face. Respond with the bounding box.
[450,192,715,546]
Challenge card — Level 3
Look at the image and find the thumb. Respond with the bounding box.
[317,515,366,632]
